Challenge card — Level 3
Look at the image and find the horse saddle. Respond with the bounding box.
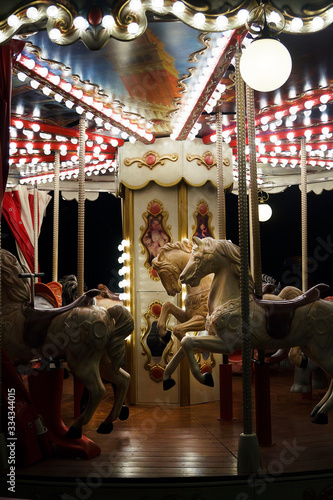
[254,283,329,340]
[22,289,101,348]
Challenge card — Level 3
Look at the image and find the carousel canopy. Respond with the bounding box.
[1,0,333,195]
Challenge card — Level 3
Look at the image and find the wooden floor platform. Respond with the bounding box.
[2,368,333,499]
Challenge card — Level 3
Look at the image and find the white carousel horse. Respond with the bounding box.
[59,274,128,416]
[151,239,213,341]
[164,237,333,424]
[1,249,134,437]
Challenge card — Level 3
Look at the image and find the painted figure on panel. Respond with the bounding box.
[143,215,169,259]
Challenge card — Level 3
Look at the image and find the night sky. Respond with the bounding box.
[226,185,333,296]
[2,185,333,297]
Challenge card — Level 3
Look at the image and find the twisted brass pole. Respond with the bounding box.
[52,150,60,282]
[300,137,308,292]
[77,116,86,297]
[33,184,38,282]
[246,84,262,296]
[216,112,226,240]
[235,50,252,435]
[235,48,261,474]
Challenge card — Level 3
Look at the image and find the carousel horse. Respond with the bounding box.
[60,274,123,308]
[151,239,213,341]
[59,274,128,416]
[1,249,134,437]
[152,240,291,383]
[165,237,333,424]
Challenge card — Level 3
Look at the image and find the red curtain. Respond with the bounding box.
[2,186,51,272]
[0,40,24,215]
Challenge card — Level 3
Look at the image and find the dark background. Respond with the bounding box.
[1,191,123,293]
[226,185,333,296]
[2,185,333,296]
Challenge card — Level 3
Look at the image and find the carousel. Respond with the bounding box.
[1,1,333,499]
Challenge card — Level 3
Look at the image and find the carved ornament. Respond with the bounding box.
[187,151,230,170]
[124,151,178,170]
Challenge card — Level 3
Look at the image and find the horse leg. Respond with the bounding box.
[181,335,230,386]
[158,302,187,338]
[173,314,206,341]
[163,346,185,390]
[311,379,333,424]
[97,364,131,434]
[66,360,106,439]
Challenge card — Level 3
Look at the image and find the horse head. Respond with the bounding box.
[179,236,216,287]
[1,249,30,304]
[152,239,193,296]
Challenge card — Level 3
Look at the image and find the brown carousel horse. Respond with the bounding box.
[151,239,213,340]
[1,249,134,437]
[167,237,333,424]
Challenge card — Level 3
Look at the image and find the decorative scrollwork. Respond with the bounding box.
[187,151,230,169]
[187,151,216,169]
[124,151,178,170]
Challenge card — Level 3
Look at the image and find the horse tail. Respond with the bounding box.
[107,305,134,372]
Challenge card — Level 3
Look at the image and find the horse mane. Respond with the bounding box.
[1,249,30,302]
[205,238,255,293]
[59,274,89,305]
[153,239,193,272]
[160,239,193,255]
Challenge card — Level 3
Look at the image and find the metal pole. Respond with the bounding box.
[300,137,308,292]
[52,151,60,283]
[217,111,233,420]
[33,184,38,282]
[235,48,261,474]
[77,116,86,297]
[246,85,262,297]
[216,112,226,240]
[246,84,272,447]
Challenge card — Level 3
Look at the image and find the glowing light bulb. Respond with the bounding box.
[8,15,19,27]
[173,1,185,13]
[26,7,39,21]
[49,28,61,41]
[127,22,139,34]
[47,6,59,18]
[102,15,115,29]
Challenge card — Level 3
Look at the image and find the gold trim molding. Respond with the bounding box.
[187,151,231,170]
[124,151,178,170]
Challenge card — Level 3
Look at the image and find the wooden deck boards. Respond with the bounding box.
[12,369,333,482]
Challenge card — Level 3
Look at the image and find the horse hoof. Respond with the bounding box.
[310,405,320,418]
[97,421,114,434]
[203,372,214,387]
[312,412,328,425]
[119,405,129,421]
[66,426,82,439]
[163,378,176,391]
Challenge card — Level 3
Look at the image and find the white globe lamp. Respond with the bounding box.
[240,37,292,92]
[258,202,272,222]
